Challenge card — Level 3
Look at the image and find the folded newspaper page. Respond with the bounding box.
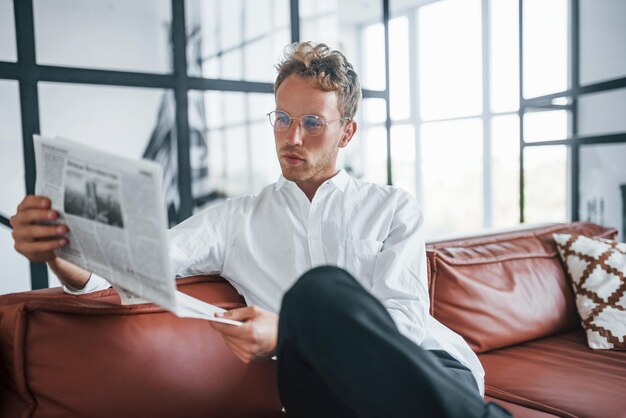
[34,135,240,326]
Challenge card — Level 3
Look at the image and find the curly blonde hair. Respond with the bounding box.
[274,42,361,120]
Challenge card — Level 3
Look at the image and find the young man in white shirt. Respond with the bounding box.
[11,42,510,418]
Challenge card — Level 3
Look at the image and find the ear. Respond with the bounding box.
[338,119,357,148]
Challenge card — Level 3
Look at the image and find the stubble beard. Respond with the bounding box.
[279,141,339,184]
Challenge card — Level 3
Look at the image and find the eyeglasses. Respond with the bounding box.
[267,110,349,137]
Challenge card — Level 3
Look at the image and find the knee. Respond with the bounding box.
[282,266,356,315]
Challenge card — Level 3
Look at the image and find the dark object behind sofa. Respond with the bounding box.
[0,222,624,417]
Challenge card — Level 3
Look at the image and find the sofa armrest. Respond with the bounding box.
[0,276,283,418]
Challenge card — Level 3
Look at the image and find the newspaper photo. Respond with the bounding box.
[34,135,240,326]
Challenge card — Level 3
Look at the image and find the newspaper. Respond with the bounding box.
[34,135,240,326]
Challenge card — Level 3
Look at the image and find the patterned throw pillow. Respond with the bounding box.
[553,233,626,349]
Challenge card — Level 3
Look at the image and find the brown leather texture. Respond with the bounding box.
[484,396,559,417]
[0,276,283,418]
[426,222,618,353]
[2,222,624,418]
[480,329,626,418]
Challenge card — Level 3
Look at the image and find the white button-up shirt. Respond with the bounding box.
[72,169,485,395]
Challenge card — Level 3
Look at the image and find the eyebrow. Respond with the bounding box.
[275,109,334,120]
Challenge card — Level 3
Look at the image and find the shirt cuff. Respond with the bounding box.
[62,272,112,295]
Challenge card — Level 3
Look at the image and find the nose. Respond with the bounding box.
[284,120,304,146]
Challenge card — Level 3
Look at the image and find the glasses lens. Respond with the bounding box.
[301,115,325,135]
[270,111,291,131]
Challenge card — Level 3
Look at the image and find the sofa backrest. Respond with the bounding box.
[426,222,617,353]
[0,276,283,418]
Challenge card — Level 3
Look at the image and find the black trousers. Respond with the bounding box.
[276,266,512,418]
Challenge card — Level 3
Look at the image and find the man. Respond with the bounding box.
[11,42,510,417]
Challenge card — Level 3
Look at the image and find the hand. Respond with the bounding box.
[10,195,68,263]
[210,305,278,363]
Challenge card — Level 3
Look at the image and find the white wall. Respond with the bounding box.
[578,0,626,240]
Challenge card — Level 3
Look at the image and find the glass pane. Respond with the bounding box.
[34,0,172,73]
[391,124,416,196]
[580,143,626,241]
[580,0,626,85]
[362,126,388,185]
[224,125,249,196]
[421,118,483,237]
[578,88,626,137]
[301,1,340,48]
[418,0,482,120]
[362,23,387,91]
[343,97,388,183]
[186,0,290,81]
[0,227,31,294]
[523,110,568,143]
[301,0,385,91]
[362,98,387,125]
[38,83,179,222]
[249,120,281,192]
[190,91,278,202]
[491,115,520,228]
[522,0,568,98]
[0,0,17,62]
[490,0,519,113]
[389,16,411,121]
[0,80,24,218]
[523,145,567,223]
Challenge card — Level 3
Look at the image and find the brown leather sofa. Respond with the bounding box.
[1,222,624,417]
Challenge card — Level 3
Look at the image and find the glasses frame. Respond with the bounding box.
[267,110,350,137]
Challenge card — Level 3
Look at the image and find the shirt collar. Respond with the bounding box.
[274,169,350,192]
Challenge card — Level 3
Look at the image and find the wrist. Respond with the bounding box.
[48,258,91,290]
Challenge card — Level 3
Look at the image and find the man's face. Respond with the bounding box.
[273,75,355,186]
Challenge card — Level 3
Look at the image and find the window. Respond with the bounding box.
[303,0,384,91]
[345,98,388,185]
[524,145,567,223]
[389,16,410,121]
[0,0,17,62]
[189,91,278,200]
[418,0,482,121]
[38,83,179,219]
[5,0,625,293]
[522,0,568,98]
[0,81,24,218]
[578,88,626,137]
[523,110,568,143]
[421,119,484,235]
[0,228,30,293]
[579,143,626,240]
[490,0,519,113]
[580,0,626,85]
[33,0,172,73]
[491,115,520,228]
[186,0,290,82]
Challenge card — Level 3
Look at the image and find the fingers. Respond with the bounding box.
[220,305,263,322]
[12,223,67,241]
[210,318,251,338]
[13,238,67,262]
[17,195,51,212]
[11,208,58,228]
[209,321,254,363]
[223,339,253,363]
[11,197,68,262]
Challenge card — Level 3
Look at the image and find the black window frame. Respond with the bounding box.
[0,0,392,289]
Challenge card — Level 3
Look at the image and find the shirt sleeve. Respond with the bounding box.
[63,198,237,295]
[62,272,111,295]
[167,198,237,278]
[369,190,430,346]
